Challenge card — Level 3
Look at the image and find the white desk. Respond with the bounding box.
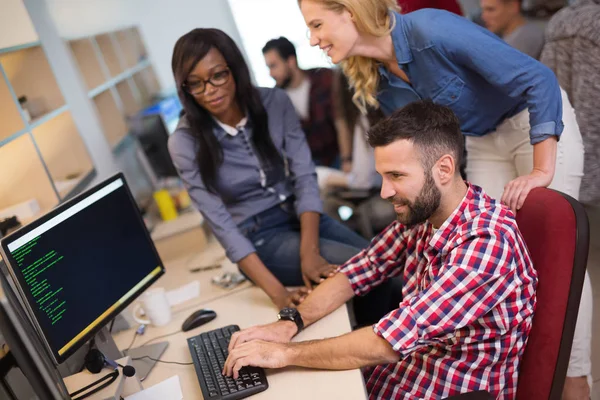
[113,269,367,399]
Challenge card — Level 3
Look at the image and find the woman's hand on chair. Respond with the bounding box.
[300,252,338,289]
[501,169,553,213]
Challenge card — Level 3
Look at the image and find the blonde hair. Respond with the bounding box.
[299,0,399,113]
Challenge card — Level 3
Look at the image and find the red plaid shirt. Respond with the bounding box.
[340,184,537,399]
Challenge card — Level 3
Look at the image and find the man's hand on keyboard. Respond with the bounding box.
[228,320,297,353]
[223,340,291,379]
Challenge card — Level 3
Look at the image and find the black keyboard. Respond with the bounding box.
[187,325,268,399]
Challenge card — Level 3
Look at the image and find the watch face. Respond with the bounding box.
[279,307,297,318]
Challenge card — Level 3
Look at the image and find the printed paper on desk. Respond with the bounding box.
[166,281,200,306]
[125,375,183,400]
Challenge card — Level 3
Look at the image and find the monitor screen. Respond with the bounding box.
[0,174,165,363]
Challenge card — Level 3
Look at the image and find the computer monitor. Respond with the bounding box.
[0,269,69,399]
[129,113,178,179]
[0,173,166,365]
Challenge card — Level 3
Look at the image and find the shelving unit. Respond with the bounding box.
[133,65,161,107]
[32,110,94,197]
[0,133,59,218]
[0,45,65,124]
[69,38,105,91]
[116,79,140,117]
[115,27,147,69]
[93,89,128,147]
[68,26,162,149]
[0,43,95,222]
[0,75,24,142]
[0,26,162,224]
[95,33,124,78]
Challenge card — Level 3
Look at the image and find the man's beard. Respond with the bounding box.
[276,73,293,89]
[388,172,441,227]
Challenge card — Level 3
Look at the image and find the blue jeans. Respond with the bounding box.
[239,200,369,286]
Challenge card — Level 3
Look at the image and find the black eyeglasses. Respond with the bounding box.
[182,67,231,95]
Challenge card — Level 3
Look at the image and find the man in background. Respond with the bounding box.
[262,37,350,170]
[481,0,545,59]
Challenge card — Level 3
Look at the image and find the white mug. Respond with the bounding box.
[132,287,172,326]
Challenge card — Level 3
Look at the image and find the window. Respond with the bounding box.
[227,0,332,87]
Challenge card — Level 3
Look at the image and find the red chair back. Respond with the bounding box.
[515,188,589,399]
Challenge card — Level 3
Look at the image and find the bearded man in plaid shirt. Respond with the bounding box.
[224,100,538,399]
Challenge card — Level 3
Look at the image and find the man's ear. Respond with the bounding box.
[287,55,298,69]
[434,154,456,185]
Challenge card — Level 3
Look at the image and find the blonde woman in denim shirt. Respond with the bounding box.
[298,0,590,397]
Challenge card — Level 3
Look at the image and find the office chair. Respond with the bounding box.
[444,188,590,400]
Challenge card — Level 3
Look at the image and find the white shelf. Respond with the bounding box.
[95,33,125,77]
[88,60,150,98]
[116,79,140,117]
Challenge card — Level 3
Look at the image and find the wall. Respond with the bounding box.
[45,0,247,93]
[0,0,38,49]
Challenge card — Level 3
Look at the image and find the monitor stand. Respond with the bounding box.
[59,326,168,382]
[122,342,169,382]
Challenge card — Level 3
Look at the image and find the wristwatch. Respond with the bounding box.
[277,307,304,334]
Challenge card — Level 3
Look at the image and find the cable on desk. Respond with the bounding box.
[124,331,138,353]
[132,355,192,366]
[138,330,182,347]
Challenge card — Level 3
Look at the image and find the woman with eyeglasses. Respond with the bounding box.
[168,28,382,311]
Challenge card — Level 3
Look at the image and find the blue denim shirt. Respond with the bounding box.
[378,10,563,144]
[168,87,322,263]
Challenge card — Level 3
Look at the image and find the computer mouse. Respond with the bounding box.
[181,309,217,332]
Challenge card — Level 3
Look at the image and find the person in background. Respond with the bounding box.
[169,28,371,311]
[481,0,546,59]
[541,1,600,398]
[223,101,538,399]
[296,2,588,398]
[262,37,350,170]
[397,0,464,14]
[318,71,395,239]
[542,0,600,207]
[317,71,382,191]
